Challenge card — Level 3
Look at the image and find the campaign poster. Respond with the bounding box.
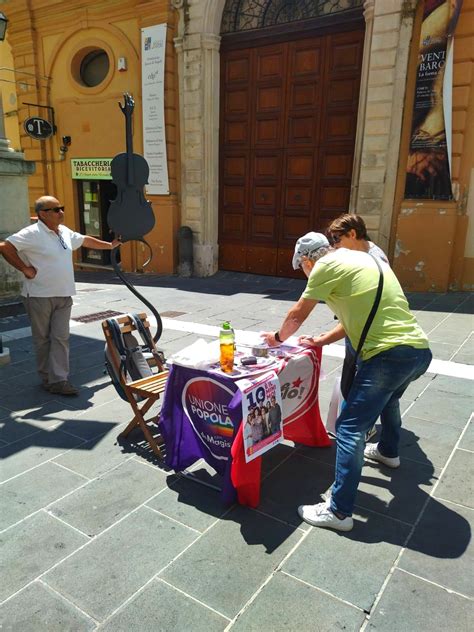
[141,24,169,195]
[239,371,283,463]
[405,0,462,200]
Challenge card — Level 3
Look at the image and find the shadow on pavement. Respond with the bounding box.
[73,269,474,312]
[405,291,473,315]
[155,428,471,558]
[0,334,121,457]
[0,420,114,460]
[75,269,306,300]
[352,429,471,559]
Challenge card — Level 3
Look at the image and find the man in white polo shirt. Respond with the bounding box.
[0,195,120,395]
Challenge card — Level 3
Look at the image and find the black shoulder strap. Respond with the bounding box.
[107,318,126,357]
[130,313,153,350]
[354,254,384,358]
[106,317,128,377]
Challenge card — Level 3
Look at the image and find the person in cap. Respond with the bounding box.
[262,232,431,532]
[0,195,120,396]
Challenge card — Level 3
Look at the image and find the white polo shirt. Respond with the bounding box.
[7,220,85,297]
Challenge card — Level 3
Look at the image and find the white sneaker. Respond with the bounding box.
[297,501,353,532]
[364,443,400,469]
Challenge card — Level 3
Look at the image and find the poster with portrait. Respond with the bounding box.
[405,0,463,200]
[238,371,283,463]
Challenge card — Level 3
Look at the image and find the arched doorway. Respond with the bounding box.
[218,0,365,277]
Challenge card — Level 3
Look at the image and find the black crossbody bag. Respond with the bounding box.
[340,254,384,400]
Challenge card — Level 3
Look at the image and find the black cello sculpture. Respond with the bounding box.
[108,93,163,342]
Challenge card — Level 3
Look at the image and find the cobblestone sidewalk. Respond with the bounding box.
[1,272,472,631]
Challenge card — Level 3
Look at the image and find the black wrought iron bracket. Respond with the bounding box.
[22,102,57,133]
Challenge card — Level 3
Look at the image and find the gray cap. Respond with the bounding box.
[292,232,330,270]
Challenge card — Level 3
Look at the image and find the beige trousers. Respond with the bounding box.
[23,296,73,384]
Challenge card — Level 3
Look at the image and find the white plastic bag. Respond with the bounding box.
[168,339,220,369]
[326,375,343,438]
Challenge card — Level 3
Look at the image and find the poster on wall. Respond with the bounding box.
[141,24,169,195]
[238,371,283,463]
[404,0,463,200]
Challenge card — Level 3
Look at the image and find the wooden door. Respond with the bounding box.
[219,28,364,277]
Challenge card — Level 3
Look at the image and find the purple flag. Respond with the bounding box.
[159,364,243,502]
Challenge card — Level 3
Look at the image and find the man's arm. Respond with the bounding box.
[262,297,317,346]
[0,241,36,279]
[299,322,346,347]
[82,236,121,250]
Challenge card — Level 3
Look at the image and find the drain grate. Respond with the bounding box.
[161,311,187,318]
[73,310,124,323]
[263,288,290,295]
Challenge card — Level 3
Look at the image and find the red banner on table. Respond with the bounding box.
[231,347,331,507]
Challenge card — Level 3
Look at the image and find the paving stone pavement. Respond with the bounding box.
[0,271,473,631]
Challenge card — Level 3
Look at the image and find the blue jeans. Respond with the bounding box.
[330,345,432,517]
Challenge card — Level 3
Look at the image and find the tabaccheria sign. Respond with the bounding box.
[71,158,112,180]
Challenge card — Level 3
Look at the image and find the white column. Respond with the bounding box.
[379,0,418,248]
[198,33,220,274]
[174,29,221,276]
[349,0,375,212]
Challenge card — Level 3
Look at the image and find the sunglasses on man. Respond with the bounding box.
[327,231,346,246]
[41,206,65,213]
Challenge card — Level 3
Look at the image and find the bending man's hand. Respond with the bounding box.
[261,331,279,347]
[300,323,347,348]
[298,334,328,347]
[261,297,318,348]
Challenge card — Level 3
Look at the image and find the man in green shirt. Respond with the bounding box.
[262,232,432,532]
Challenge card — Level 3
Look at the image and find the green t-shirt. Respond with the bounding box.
[303,249,429,360]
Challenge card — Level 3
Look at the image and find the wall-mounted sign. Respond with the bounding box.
[24,117,53,140]
[141,23,169,195]
[71,158,112,180]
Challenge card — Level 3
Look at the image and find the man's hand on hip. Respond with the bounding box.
[23,266,37,279]
[22,266,36,279]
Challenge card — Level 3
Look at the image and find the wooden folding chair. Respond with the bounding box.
[102,313,169,457]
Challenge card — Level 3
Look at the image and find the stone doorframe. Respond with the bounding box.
[172,0,417,275]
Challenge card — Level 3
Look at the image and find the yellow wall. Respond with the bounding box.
[395,200,459,292]
[452,0,474,290]
[0,35,21,151]
[393,0,474,292]
[4,0,180,274]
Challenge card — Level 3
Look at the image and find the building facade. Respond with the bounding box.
[2,0,180,276]
[1,0,473,291]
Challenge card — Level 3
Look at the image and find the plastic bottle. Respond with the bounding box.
[219,321,235,373]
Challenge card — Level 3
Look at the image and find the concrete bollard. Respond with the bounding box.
[0,336,10,366]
